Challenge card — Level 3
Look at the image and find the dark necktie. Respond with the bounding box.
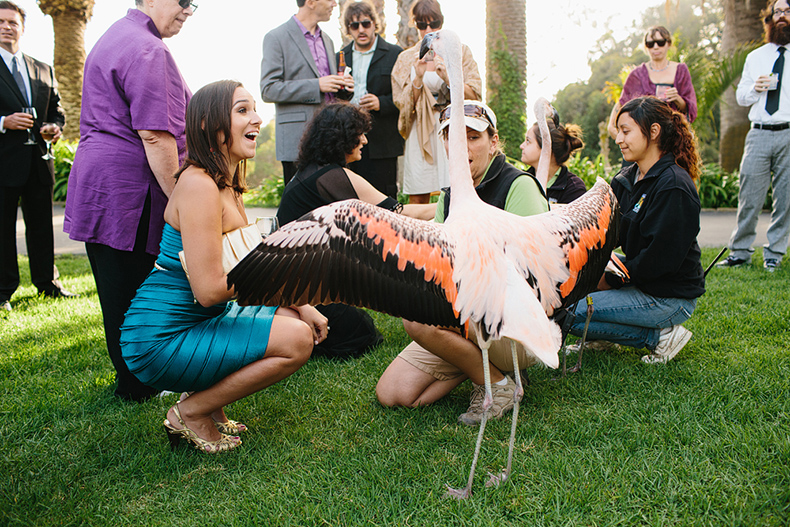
[10,56,29,105]
[766,46,785,115]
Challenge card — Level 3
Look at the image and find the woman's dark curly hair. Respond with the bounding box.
[618,96,701,182]
[296,102,371,171]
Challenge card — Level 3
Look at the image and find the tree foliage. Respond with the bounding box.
[553,0,725,164]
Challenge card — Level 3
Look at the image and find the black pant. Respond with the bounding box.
[86,196,157,401]
[0,169,55,301]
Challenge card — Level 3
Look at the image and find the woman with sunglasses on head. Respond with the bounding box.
[520,112,588,205]
[569,96,705,365]
[120,80,328,454]
[607,26,698,139]
[376,100,549,426]
[391,0,482,204]
[277,101,435,360]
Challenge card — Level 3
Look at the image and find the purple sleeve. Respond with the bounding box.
[125,45,188,137]
[674,63,698,123]
[619,65,650,106]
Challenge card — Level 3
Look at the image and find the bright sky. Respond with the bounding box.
[15,0,662,125]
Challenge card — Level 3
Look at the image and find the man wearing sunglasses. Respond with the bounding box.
[64,0,194,402]
[719,0,790,272]
[336,0,403,198]
[261,0,352,186]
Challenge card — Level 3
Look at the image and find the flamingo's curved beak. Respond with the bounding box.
[419,32,438,59]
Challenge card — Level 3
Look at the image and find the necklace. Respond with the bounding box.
[649,62,670,72]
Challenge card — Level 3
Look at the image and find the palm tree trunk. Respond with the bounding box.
[396,0,419,49]
[485,0,525,97]
[37,0,94,142]
[719,0,764,172]
[485,0,526,159]
[50,10,86,141]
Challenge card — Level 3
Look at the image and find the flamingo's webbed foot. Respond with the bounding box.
[485,469,510,487]
[444,484,472,499]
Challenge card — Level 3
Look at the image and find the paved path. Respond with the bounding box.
[17,205,769,256]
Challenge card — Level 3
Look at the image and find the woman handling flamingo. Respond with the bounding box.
[520,112,588,205]
[569,96,705,364]
[391,0,481,204]
[608,26,697,140]
[120,80,328,454]
[376,100,549,425]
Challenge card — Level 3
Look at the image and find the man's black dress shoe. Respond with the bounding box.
[40,287,79,299]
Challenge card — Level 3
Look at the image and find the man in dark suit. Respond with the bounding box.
[338,0,404,198]
[0,1,70,312]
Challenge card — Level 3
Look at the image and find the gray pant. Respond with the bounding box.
[729,127,790,261]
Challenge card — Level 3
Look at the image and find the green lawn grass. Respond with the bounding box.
[1,250,788,526]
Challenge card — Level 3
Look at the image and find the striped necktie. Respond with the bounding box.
[11,56,29,105]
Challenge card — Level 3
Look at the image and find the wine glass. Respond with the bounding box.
[255,216,280,238]
[22,107,37,145]
[40,123,57,160]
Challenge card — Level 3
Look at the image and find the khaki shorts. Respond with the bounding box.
[397,325,538,381]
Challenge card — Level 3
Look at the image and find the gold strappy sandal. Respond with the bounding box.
[163,403,241,454]
[178,392,247,436]
[214,419,247,435]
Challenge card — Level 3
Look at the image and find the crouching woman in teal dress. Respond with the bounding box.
[120,80,328,454]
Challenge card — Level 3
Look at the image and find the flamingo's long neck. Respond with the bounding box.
[534,99,552,192]
[442,33,479,216]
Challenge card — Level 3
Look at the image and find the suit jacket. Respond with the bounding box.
[0,53,65,187]
[260,17,337,162]
[338,37,404,159]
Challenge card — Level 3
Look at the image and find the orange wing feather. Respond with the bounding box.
[228,199,462,328]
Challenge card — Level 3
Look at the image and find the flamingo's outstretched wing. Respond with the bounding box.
[228,199,461,329]
[553,178,621,307]
[508,178,621,316]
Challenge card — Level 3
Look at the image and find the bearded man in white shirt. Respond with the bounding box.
[719,0,790,272]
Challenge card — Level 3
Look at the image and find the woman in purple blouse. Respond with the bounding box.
[607,26,698,139]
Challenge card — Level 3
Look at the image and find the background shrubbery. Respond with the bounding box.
[51,126,756,210]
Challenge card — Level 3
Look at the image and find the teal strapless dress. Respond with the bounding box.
[120,224,277,392]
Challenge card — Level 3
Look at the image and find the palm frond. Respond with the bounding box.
[696,41,761,123]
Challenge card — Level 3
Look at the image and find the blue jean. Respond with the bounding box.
[568,287,697,351]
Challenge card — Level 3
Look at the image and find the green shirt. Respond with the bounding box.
[434,163,548,223]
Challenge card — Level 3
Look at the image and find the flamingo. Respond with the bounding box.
[228,30,622,498]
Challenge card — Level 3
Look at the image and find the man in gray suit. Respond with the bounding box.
[260,0,351,185]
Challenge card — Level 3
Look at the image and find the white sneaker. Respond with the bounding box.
[641,325,692,364]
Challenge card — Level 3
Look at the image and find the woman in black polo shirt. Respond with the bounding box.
[569,96,705,364]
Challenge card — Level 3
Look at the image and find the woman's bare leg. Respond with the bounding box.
[167,312,313,441]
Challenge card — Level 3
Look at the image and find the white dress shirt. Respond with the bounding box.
[350,36,378,105]
[0,47,32,133]
[736,42,790,124]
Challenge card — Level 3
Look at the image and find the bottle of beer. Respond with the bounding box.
[338,50,346,75]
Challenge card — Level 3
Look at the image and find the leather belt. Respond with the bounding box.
[752,122,790,131]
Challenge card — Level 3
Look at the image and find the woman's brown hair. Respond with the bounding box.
[618,96,701,181]
[411,0,444,26]
[175,80,248,193]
